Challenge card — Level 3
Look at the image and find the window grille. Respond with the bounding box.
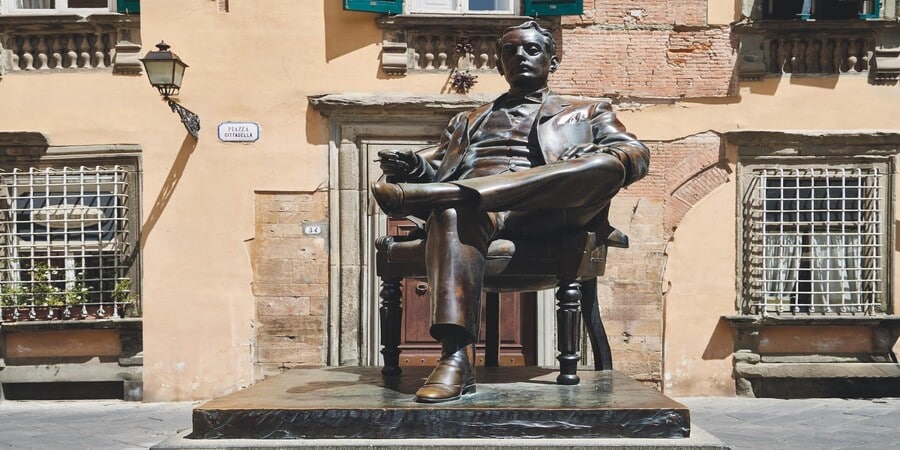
[0,165,134,320]
[743,166,885,316]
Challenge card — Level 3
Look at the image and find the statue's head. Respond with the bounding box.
[496,21,559,93]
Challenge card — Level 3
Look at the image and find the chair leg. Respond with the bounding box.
[485,292,500,367]
[555,280,581,385]
[580,278,613,371]
[379,277,403,376]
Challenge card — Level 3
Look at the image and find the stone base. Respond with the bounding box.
[187,367,699,441]
[155,426,729,449]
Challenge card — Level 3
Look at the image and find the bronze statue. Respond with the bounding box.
[372,21,650,403]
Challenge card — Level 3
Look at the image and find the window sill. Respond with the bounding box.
[0,317,141,332]
[724,314,900,327]
[379,14,536,27]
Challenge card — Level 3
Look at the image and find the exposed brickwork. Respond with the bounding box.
[554,26,736,99]
[251,191,328,376]
[565,0,708,27]
[600,132,730,388]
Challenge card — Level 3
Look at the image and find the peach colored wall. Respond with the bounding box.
[662,181,737,396]
[0,1,509,401]
[649,78,900,396]
[707,0,738,24]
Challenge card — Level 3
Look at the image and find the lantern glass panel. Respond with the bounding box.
[143,59,176,86]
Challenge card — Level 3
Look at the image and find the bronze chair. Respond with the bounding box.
[375,217,625,385]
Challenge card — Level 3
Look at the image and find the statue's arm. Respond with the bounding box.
[588,103,650,187]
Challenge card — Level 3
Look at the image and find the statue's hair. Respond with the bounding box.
[497,21,557,58]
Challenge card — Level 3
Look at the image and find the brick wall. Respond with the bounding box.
[552,1,737,99]
[251,191,328,378]
[568,0,708,26]
[601,132,730,387]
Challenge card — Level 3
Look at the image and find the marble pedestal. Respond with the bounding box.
[190,366,693,440]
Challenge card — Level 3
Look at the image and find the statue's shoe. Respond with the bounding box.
[414,345,476,403]
[371,181,407,217]
[371,181,470,217]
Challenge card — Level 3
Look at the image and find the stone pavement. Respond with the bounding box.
[0,397,898,449]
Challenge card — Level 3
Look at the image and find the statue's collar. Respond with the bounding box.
[494,87,549,108]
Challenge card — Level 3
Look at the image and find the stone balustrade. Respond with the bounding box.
[0,14,141,75]
[766,35,871,74]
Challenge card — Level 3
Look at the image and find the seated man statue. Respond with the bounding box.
[372,21,650,403]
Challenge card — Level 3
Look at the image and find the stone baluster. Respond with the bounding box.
[835,39,850,72]
[66,35,78,68]
[7,37,21,71]
[477,38,490,70]
[423,36,435,70]
[806,40,820,73]
[50,35,63,69]
[793,40,807,73]
[36,36,50,70]
[21,37,35,71]
[821,39,835,73]
[777,39,793,73]
[79,34,91,68]
[436,36,448,70]
[93,32,106,68]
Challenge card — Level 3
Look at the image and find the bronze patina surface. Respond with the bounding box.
[191,367,689,440]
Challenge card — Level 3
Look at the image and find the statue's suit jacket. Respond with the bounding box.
[415,92,650,197]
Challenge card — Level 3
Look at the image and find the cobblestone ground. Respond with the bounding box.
[0,400,196,450]
[678,397,900,450]
[0,397,898,449]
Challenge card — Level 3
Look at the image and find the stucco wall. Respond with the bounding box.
[653,78,900,396]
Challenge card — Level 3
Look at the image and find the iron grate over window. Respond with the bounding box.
[0,166,134,320]
[745,166,885,316]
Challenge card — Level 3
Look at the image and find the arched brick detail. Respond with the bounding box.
[636,132,730,236]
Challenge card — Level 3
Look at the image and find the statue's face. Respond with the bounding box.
[498,27,558,92]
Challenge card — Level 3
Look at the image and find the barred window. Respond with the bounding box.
[0,165,138,320]
[742,164,888,316]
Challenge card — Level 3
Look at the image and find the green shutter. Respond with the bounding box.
[117,0,139,14]
[524,0,583,16]
[859,0,880,19]
[343,0,402,14]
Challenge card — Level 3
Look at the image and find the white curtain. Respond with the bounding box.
[811,234,862,306]
[17,0,53,8]
[763,233,801,307]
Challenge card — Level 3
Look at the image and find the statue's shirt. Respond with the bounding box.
[455,90,545,180]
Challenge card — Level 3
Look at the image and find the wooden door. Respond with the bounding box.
[389,219,537,367]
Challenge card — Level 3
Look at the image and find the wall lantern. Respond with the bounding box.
[140,42,200,139]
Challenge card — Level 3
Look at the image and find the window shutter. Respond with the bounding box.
[117,0,140,14]
[524,0,583,16]
[343,0,403,14]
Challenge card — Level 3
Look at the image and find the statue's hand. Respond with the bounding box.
[560,143,600,160]
[377,149,421,183]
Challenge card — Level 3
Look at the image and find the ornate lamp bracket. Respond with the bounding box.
[167,99,201,139]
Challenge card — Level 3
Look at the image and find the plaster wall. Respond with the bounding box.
[708,1,739,24]
[0,1,509,401]
[649,78,900,396]
[133,0,508,401]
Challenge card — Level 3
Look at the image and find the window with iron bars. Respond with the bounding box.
[0,164,138,320]
[741,163,889,316]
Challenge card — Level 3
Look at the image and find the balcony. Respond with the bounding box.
[0,13,141,75]
[735,20,900,83]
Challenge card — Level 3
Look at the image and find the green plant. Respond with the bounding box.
[112,278,135,304]
[65,276,90,305]
[1,285,26,307]
[30,263,65,307]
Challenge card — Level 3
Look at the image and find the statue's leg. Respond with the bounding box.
[416,207,493,403]
[556,280,582,385]
[454,152,626,212]
[379,277,403,376]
